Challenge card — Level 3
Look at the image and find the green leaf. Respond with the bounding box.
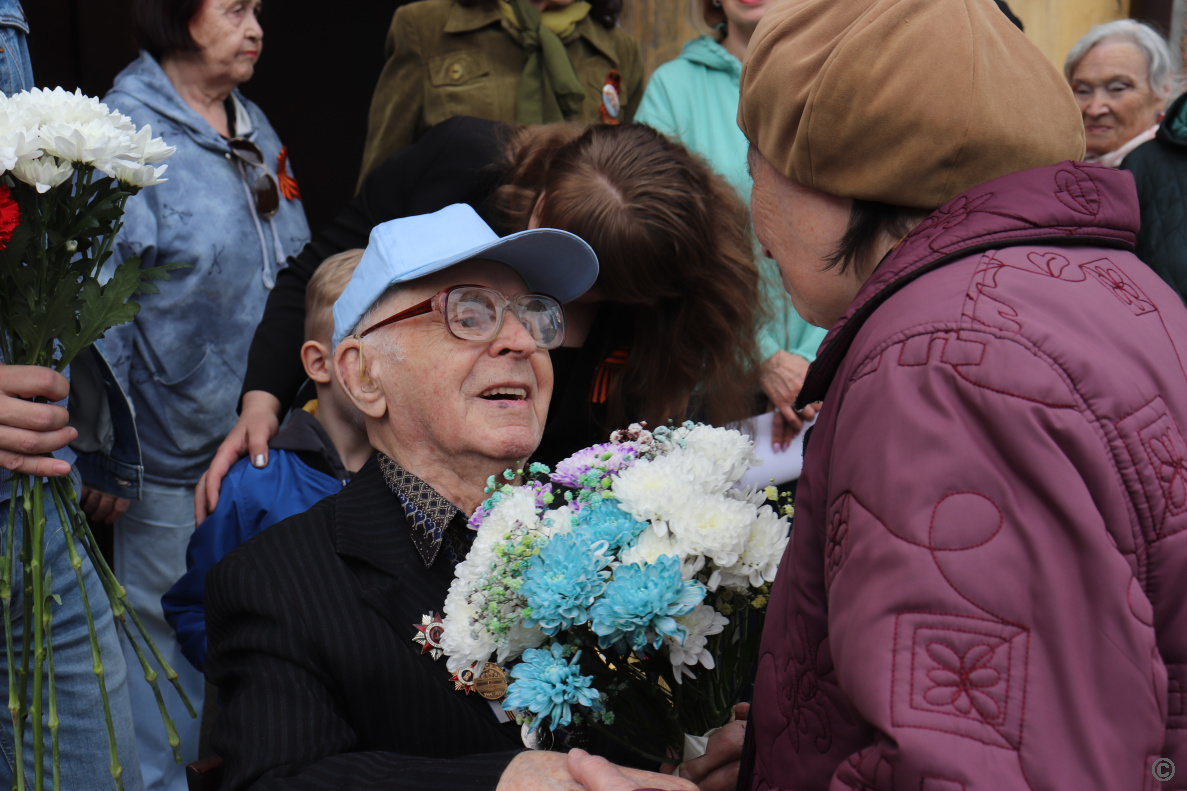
[133,260,189,297]
[56,271,140,364]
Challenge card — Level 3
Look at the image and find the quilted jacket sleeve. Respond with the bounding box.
[807,336,1173,790]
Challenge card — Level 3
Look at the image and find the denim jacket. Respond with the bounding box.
[0,0,32,96]
[102,52,311,484]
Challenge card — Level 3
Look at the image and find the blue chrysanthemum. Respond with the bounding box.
[503,643,602,731]
[520,533,611,635]
[589,556,705,655]
[573,498,648,553]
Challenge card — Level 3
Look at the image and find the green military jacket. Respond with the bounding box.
[357,0,644,185]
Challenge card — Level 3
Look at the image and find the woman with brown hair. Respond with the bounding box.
[636,0,827,452]
[195,116,762,520]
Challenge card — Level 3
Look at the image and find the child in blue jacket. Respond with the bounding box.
[163,250,372,671]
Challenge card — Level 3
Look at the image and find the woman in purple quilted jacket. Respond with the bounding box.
[569,1,1187,790]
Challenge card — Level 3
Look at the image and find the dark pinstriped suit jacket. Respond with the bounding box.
[205,454,523,790]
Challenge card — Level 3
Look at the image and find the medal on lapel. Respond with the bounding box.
[412,612,446,660]
[450,661,509,700]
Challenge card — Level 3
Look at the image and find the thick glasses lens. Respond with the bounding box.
[447,289,500,340]
[444,288,564,349]
[516,294,564,349]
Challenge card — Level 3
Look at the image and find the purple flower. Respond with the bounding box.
[551,443,639,489]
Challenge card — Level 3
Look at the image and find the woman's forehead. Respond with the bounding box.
[1074,40,1150,81]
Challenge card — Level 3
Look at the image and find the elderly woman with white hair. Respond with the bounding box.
[1065,19,1174,167]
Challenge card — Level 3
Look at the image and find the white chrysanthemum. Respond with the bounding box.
[665,492,754,570]
[41,120,134,169]
[0,117,42,173]
[441,486,545,672]
[440,586,496,673]
[541,504,577,536]
[12,156,73,193]
[0,88,173,181]
[612,452,722,525]
[680,425,759,484]
[620,524,682,568]
[111,162,168,188]
[11,88,123,130]
[664,604,728,683]
[123,124,175,165]
[498,620,547,664]
[729,483,768,507]
[708,504,789,591]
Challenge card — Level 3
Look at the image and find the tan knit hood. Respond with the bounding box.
[738,0,1086,209]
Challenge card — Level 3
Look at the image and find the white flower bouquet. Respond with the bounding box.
[0,88,189,791]
[441,422,792,763]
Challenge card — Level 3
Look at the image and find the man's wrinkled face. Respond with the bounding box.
[366,260,553,468]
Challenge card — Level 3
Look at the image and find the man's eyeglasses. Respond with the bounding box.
[228,137,280,218]
[358,284,566,349]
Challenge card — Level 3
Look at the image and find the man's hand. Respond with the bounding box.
[677,703,748,791]
[0,365,75,478]
[761,351,815,451]
[563,748,698,791]
[79,486,130,524]
[194,390,280,523]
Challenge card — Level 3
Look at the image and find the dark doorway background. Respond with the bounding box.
[25,1,407,236]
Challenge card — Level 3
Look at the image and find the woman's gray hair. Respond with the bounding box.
[1065,19,1175,100]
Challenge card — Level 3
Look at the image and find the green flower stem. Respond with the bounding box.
[47,482,123,791]
[16,482,35,791]
[56,486,194,721]
[4,478,23,791]
[29,477,47,791]
[53,482,191,764]
[123,602,195,717]
[43,567,59,791]
[117,616,181,763]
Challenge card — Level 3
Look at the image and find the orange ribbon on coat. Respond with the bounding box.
[277,146,301,201]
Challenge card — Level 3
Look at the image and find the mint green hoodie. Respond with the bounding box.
[636,36,827,363]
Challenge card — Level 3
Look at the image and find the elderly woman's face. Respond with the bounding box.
[366,260,553,466]
[1070,40,1164,157]
[748,149,863,330]
[189,0,263,86]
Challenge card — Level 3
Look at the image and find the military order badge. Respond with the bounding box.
[413,612,446,660]
[600,70,622,125]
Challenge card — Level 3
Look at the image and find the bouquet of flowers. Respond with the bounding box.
[441,422,792,763]
[0,87,189,791]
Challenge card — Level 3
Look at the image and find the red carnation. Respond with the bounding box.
[0,184,19,251]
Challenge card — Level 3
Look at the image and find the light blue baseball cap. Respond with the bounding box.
[332,204,599,348]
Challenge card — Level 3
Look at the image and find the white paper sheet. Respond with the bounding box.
[734,412,816,488]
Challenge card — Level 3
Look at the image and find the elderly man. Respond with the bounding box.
[203,204,694,791]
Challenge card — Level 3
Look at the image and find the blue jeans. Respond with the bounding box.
[114,482,203,791]
[0,471,143,790]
